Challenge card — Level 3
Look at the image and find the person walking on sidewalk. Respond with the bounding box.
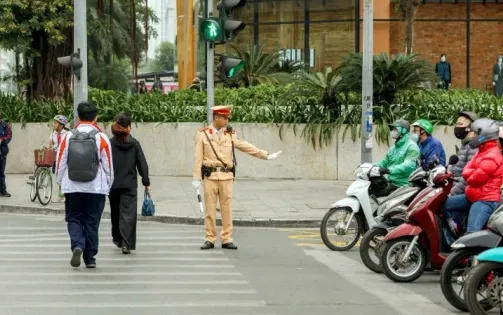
[56,101,114,268]
[0,111,12,197]
[108,113,150,255]
[192,105,282,250]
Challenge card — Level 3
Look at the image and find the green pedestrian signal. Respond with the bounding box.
[200,19,222,41]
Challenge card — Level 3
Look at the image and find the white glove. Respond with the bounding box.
[267,150,282,160]
[192,180,201,189]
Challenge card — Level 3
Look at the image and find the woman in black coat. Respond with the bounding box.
[109,113,150,254]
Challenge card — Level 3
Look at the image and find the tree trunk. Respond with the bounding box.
[27,29,73,101]
[403,0,419,55]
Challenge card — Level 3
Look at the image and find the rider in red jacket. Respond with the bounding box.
[444,118,503,235]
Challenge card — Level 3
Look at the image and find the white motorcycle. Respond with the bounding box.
[320,163,389,251]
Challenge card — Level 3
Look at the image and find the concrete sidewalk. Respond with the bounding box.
[0,174,351,227]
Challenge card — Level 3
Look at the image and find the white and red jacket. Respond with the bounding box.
[55,123,114,195]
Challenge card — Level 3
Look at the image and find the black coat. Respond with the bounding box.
[110,135,150,189]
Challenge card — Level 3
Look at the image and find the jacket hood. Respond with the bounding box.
[112,135,135,151]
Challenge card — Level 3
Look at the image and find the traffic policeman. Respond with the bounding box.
[192,105,282,250]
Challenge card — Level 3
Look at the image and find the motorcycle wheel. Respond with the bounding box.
[359,227,388,273]
[380,237,426,283]
[320,207,362,251]
[440,248,492,312]
[464,262,502,315]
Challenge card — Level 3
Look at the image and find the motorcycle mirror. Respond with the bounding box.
[448,155,459,165]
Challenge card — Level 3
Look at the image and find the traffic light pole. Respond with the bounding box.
[206,0,214,125]
[73,0,88,127]
[361,0,373,163]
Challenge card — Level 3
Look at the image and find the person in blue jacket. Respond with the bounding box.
[412,119,446,169]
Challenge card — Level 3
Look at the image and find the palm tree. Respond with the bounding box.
[392,0,421,55]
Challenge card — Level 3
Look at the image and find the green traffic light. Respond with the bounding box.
[228,60,245,78]
[200,19,221,41]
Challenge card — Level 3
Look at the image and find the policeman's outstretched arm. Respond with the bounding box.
[232,131,281,160]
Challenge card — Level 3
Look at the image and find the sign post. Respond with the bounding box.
[361,0,373,163]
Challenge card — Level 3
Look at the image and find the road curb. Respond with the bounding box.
[0,204,322,228]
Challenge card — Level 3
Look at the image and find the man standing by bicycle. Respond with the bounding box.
[0,111,12,197]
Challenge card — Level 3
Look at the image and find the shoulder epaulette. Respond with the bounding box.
[198,127,208,132]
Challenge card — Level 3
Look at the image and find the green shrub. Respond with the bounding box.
[1,85,503,148]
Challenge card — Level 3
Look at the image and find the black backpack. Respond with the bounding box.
[67,129,100,182]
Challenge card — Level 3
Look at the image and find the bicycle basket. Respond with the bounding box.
[34,149,55,167]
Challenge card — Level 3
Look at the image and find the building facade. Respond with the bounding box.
[147,0,177,59]
[217,0,503,91]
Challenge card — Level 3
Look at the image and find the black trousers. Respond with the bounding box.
[109,188,138,250]
[0,155,7,191]
[65,193,106,265]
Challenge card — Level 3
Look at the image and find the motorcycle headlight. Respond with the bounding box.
[405,188,441,221]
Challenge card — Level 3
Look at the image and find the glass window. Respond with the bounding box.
[309,21,355,71]
[309,0,355,22]
[258,0,304,23]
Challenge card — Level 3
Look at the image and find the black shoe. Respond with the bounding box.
[122,246,131,254]
[70,247,82,267]
[113,240,121,248]
[0,191,11,197]
[222,242,238,250]
[86,263,96,269]
[200,241,215,250]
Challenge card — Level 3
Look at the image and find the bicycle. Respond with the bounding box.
[27,148,54,206]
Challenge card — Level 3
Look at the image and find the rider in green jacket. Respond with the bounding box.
[376,119,421,188]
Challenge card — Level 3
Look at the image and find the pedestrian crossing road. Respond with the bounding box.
[0,212,465,315]
[0,213,270,315]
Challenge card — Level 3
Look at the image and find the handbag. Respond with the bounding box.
[141,189,155,216]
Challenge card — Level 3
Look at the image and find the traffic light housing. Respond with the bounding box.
[57,52,83,80]
[217,55,245,79]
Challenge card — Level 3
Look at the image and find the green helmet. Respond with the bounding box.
[412,119,434,134]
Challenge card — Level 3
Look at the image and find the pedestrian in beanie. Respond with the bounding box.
[109,113,150,254]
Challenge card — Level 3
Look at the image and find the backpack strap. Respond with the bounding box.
[70,128,79,136]
[88,129,99,137]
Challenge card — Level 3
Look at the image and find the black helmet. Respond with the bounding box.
[389,119,410,132]
[458,111,479,122]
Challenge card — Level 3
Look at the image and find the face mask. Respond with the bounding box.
[454,127,469,140]
[411,133,419,142]
[441,56,446,62]
[390,130,399,139]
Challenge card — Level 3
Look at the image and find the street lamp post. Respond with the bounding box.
[361,0,373,163]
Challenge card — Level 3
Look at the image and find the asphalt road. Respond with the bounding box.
[0,213,467,315]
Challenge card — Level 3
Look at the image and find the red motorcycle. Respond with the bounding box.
[379,156,459,283]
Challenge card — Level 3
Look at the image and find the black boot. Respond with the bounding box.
[0,190,11,197]
[222,242,238,250]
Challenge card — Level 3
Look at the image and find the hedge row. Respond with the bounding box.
[0,85,502,126]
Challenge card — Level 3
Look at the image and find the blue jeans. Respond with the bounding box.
[444,194,499,233]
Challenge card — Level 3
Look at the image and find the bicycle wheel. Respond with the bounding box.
[28,167,41,202]
[36,168,53,206]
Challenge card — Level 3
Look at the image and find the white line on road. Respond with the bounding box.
[0,231,202,238]
[0,250,224,255]
[0,243,203,247]
[0,264,235,269]
[0,271,241,276]
[0,289,257,295]
[0,236,202,242]
[0,257,228,262]
[0,280,248,285]
[0,226,201,231]
[304,249,451,315]
[0,301,267,308]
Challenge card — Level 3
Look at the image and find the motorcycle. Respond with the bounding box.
[463,245,503,315]
[440,203,503,312]
[320,163,394,251]
[379,155,459,282]
[359,163,446,273]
